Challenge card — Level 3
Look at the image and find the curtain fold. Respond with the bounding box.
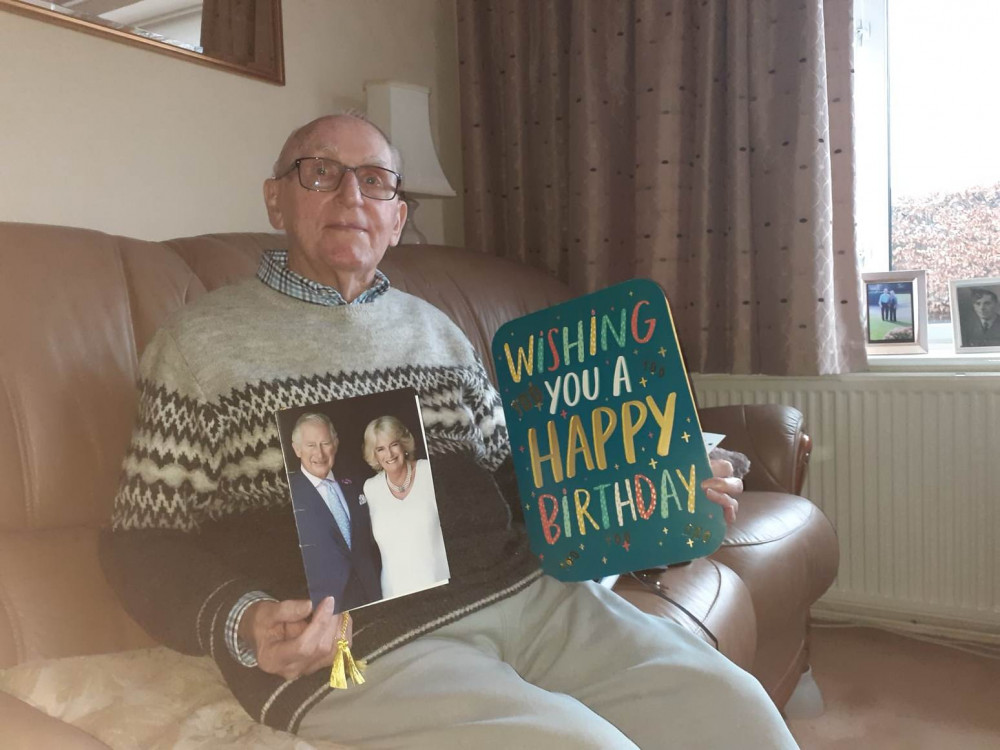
[457,0,867,375]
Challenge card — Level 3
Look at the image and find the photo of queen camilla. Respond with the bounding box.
[361,415,451,600]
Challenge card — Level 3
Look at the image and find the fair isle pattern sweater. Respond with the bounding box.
[99,279,540,733]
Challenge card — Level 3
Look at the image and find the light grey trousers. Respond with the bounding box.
[298,576,798,749]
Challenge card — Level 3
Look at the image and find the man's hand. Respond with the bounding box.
[702,459,742,525]
[239,596,349,681]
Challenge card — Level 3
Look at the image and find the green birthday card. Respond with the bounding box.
[491,278,725,581]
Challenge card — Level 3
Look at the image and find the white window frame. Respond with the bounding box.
[854,0,1000,371]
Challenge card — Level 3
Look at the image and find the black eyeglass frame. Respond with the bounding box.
[277,157,402,201]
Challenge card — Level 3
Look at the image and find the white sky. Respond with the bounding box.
[889,0,1000,197]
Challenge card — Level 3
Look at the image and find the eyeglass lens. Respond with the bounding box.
[297,158,399,200]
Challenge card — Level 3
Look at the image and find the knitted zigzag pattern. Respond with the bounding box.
[114,362,508,532]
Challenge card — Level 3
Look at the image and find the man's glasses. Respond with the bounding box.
[278,157,401,200]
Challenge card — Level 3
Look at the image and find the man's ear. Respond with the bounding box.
[388,197,408,247]
[263,179,285,230]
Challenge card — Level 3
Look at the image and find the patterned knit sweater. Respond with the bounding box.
[99,278,541,733]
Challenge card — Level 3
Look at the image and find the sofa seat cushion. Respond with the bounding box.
[0,648,348,749]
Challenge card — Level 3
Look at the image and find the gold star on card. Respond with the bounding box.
[639,377,648,387]
[648,458,658,469]
[658,346,667,357]
[579,543,585,550]
[686,538,694,548]
[662,527,669,534]
[602,556,608,564]
[681,431,690,442]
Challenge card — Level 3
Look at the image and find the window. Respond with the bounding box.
[855,0,1000,351]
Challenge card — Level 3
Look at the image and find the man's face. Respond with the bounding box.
[293,421,338,480]
[263,117,407,296]
[973,295,997,323]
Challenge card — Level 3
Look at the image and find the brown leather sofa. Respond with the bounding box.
[0,222,839,747]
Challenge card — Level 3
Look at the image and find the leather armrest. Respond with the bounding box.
[613,559,757,672]
[0,690,109,749]
[698,404,812,495]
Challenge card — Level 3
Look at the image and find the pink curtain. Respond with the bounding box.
[457,0,867,376]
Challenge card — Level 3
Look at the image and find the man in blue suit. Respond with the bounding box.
[288,412,382,612]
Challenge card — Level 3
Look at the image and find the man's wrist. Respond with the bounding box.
[226,591,277,667]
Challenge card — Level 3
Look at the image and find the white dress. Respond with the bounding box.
[363,459,450,600]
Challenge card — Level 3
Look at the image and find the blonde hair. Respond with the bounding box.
[362,415,416,471]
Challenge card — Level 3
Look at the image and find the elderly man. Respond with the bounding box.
[101,113,796,748]
[287,412,382,611]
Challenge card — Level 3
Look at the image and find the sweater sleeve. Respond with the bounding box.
[99,329,265,658]
[463,350,511,472]
[492,455,525,526]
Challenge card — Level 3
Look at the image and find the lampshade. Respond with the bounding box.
[364,81,456,198]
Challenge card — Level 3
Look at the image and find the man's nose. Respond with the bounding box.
[334,169,364,205]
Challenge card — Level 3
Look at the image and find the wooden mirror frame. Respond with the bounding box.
[0,0,284,85]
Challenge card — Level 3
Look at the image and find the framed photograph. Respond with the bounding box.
[862,270,928,355]
[949,277,1000,353]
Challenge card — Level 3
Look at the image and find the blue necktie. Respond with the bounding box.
[319,478,352,548]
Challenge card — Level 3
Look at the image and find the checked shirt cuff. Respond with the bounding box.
[226,590,278,667]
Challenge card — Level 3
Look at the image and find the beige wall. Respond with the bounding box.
[0,0,463,245]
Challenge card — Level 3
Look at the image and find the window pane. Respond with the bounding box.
[888,0,1000,324]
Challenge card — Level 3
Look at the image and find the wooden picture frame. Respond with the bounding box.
[862,270,928,355]
[0,0,285,85]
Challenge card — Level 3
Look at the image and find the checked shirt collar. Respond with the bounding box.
[256,249,390,306]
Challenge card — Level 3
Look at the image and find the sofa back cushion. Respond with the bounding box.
[0,223,210,664]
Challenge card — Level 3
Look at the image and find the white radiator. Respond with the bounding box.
[693,373,1000,641]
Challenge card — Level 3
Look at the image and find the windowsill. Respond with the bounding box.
[867,341,1000,373]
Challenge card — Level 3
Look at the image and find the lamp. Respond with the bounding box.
[364,80,456,244]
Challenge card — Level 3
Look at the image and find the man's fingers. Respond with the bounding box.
[704,487,739,524]
[282,598,338,664]
[270,598,313,625]
[702,476,742,496]
[252,597,346,680]
[298,597,338,652]
[709,458,734,478]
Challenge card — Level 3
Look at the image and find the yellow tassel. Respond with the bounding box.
[329,612,366,689]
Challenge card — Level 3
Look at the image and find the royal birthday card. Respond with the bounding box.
[491,278,725,582]
[274,387,450,613]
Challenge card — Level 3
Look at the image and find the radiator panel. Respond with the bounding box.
[693,374,1000,634]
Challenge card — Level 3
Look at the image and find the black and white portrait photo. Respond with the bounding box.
[951,278,1000,352]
